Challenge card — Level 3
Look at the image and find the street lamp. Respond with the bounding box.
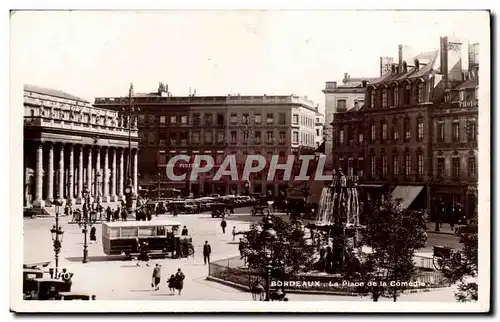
[261,214,277,301]
[50,198,64,278]
[95,170,103,220]
[81,184,93,263]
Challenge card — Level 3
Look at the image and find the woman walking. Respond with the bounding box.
[167,274,176,295]
[174,268,185,295]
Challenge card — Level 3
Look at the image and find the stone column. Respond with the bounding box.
[47,142,54,204]
[103,147,109,202]
[95,146,101,197]
[87,146,92,192]
[133,149,138,194]
[77,145,83,203]
[110,148,117,202]
[33,142,45,208]
[57,144,65,203]
[68,144,74,204]
[118,149,124,200]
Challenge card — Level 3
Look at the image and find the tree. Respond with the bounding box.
[441,216,478,302]
[244,216,316,279]
[344,194,428,302]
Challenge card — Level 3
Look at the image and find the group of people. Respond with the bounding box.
[151,264,186,295]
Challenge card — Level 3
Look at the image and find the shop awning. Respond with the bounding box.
[391,185,424,210]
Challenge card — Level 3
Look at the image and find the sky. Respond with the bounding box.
[10,10,487,113]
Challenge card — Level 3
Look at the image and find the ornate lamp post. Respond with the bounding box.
[95,170,102,220]
[260,214,277,301]
[50,198,64,278]
[81,184,93,263]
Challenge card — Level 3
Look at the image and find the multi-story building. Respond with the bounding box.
[94,87,318,197]
[323,73,375,169]
[430,43,479,223]
[315,112,325,148]
[24,85,139,212]
[330,37,479,220]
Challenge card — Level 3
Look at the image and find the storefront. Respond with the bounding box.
[430,184,468,224]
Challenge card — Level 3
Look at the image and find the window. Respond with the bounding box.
[192,113,201,125]
[170,115,177,124]
[337,100,347,111]
[339,129,344,145]
[393,121,399,140]
[149,115,156,125]
[230,131,237,144]
[292,131,299,144]
[382,89,388,107]
[217,113,224,126]
[192,131,200,144]
[357,157,364,178]
[230,113,238,123]
[382,123,388,141]
[159,152,167,164]
[139,114,145,123]
[159,131,166,146]
[417,153,424,178]
[382,154,388,178]
[292,114,299,124]
[148,131,156,145]
[358,132,364,144]
[121,227,138,238]
[216,131,224,143]
[417,118,424,141]
[393,155,399,177]
[404,84,411,105]
[404,118,411,141]
[438,122,445,142]
[371,91,375,108]
[370,156,376,178]
[254,114,262,124]
[216,154,224,165]
[255,131,261,143]
[279,132,286,144]
[452,122,460,142]
[180,131,188,145]
[204,131,213,144]
[467,119,477,142]
[393,87,399,106]
[242,113,249,124]
[159,116,166,124]
[267,113,274,124]
[437,157,445,177]
[452,156,460,178]
[279,113,286,125]
[181,116,188,124]
[316,128,320,136]
[204,113,213,125]
[404,153,411,177]
[267,131,273,142]
[417,82,425,103]
[170,132,177,145]
[370,124,376,143]
[468,156,477,178]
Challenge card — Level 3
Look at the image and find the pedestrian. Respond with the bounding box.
[220,218,227,234]
[151,264,161,291]
[106,206,112,222]
[167,274,176,295]
[203,240,211,265]
[181,226,188,236]
[251,279,265,301]
[137,241,150,267]
[238,238,245,259]
[174,268,185,295]
[90,226,97,243]
[232,226,236,241]
[121,208,128,221]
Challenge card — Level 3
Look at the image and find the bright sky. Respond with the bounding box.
[11,10,487,113]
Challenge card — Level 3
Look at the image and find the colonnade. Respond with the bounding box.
[31,142,138,207]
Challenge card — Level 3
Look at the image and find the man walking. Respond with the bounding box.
[203,241,212,265]
[232,226,236,241]
[220,218,227,234]
[238,238,245,259]
[151,264,161,291]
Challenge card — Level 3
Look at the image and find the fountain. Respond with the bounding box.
[308,168,364,273]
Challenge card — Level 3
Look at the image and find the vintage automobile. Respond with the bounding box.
[56,292,95,300]
[101,220,194,257]
[211,203,230,218]
[24,278,70,300]
[168,200,197,214]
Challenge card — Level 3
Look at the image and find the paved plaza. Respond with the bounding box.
[23,209,462,301]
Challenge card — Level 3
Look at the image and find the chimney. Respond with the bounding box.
[445,37,463,83]
[398,44,403,72]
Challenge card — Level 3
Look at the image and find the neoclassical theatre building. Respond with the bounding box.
[23,85,139,212]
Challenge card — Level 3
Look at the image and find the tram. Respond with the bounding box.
[101,219,194,256]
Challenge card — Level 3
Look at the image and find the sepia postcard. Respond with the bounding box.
[10,9,491,313]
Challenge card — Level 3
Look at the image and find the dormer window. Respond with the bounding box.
[417,82,425,103]
[393,87,399,107]
[371,90,375,108]
[404,84,411,105]
[382,88,388,107]
[459,90,465,101]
